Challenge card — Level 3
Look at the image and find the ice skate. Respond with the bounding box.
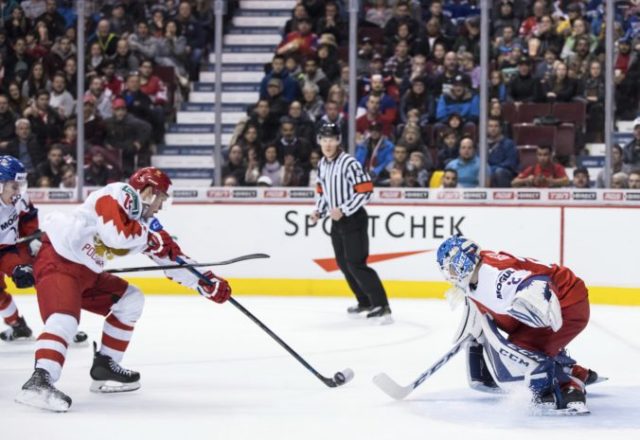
[533,382,590,416]
[15,368,72,412]
[570,364,605,386]
[90,343,140,393]
[346,303,372,316]
[0,316,33,342]
[366,306,393,325]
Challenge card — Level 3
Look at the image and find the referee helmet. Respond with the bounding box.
[317,122,341,144]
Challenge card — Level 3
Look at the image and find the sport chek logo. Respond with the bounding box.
[313,249,433,272]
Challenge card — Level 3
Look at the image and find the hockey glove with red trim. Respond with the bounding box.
[197,271,232,303]
[145,229,182,261]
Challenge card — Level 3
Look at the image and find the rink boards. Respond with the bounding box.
[11,190,640,306]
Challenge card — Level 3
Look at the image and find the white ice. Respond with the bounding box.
[1,296,639,440]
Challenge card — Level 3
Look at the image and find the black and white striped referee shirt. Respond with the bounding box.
[315,151,374,217]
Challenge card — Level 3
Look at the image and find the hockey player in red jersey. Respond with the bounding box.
[15,167,232,412]
[436,236,599,415]
[0,156,39,341]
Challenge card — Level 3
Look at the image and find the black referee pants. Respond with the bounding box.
[330,208,389,307]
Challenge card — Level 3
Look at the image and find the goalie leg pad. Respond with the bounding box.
[466,339,503,393]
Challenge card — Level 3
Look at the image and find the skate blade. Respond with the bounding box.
[469,382,507,394]
[90,380,141,393]
[530,401,590,416]
[15,389,70,413]
[588,376,609,385]
[368,314,394,325]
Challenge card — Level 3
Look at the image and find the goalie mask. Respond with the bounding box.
[437,236,481,289]
[0,155,28,205]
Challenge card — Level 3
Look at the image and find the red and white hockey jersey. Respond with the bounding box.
[42,182,200,289]
[469,251,587,320]
[0,193,39,248]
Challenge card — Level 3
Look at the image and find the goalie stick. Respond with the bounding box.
[373,334,473,400]
[175,256,355,388]
[107,253,270,273]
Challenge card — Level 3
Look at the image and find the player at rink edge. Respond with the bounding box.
[15,167,232,412]
[436,236,600,415]
[0,156,87,344]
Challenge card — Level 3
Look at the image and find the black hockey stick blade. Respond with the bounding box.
[173,256,354,388]
[107,253,270,274]
[16,230,43,244]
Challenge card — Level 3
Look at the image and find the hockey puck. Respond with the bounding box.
[333,368,355,385]
[73,331,88,343]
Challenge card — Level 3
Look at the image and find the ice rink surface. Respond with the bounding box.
[1,295,639,440]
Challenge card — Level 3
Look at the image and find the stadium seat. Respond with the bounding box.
[555,123,576,158]
[517,145,538,171]
[501,102,517,125]
[513,124,556,147]
[552,101,586,127]
[516,103,552,123]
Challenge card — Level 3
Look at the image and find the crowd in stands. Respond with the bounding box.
[1,0,233,188]
[225,0,640,189]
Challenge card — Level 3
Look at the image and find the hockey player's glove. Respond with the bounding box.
[12,265,35,288]
[197,271,232,304]
[145,229,182,261]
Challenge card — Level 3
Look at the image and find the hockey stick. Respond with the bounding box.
[16,231,43,244]
[107,253,270,274]
[372,334,473,400]
[175,256,354,388]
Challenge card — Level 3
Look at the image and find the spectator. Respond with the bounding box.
[122,72,162,144]
[519,0,547,39]
[275,117,311,168]
[611,172,629,189]
[566,35,596,79]
[307,148,321,187]
[111,39,140,79]
[84,146,118,186]
[492,0,520,37]
[541,61,579,102]
[259,54,300,103]
[242,145,261,186]
[512,145,569,188]
[629,170,640,189]
[596,145,630,188]
[287,100,315,146]
[283,4,309,36]
[529,15,563,59]
[388,167,405,187]
[508,56,540,102]
[21,61,50,99]
[432,51,463,98]
[580,60,605,142]
[155,20,189,87]
[85,76,113,120]
[425,42,446,77]
[487,117,518,187]
[435,75,480,124]
[264,77,289,121]
[441,168,458,188]
[0,93,16,148]
[356,94,392,138]
[138,59,168,107]
[302,82,324,122]
[109,2,135,37]
[281,152,307,186]
[407,151,430,187]
[35,143,64,186]
[176,1,206,80]
[445,137,480,188]
[453,16,481,63]
[6,81,28,114]
[128,21,159,61]
[615,38,633,76]
[316,1,344,44]
[4,118,44,184]
[49,72,75,119]
[23,88,64,146]
[377,143,409,186]
[58,163,76,188]
[561,18,597,61]
[423,0,454,38]
[535,48,559,80]
[355,121,395,179]
[436,128,459,169]
[277,17,317,59]
[247,99,279,144]
[44,35,75,76]
[365,0,393,28]
[357,74,397,125]
[20,0,46,21]
[222,144,246,186]
[489,70,508,102]
[104,98,151,176]
[384,39,412,87]
[572,167,590,189]
[399,76,429,123]
[36,0,65,39]
[384,1,419,41]
[316,36,340,83]
[62,56,77,98]
[315,100,347,142]
[356,36,375,77]
[58,118,77,161]
[87,42,106,77]
[259,144,282,186]
[623,117,640,167]
[397,122,426,154]
[4,7,29,41]
[89,19,119,57]
[299,56,330,101]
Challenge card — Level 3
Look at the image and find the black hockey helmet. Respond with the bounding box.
[316,122,341,143]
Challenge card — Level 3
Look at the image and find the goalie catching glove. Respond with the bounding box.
[196,271,231,303]
[507,275,563,332]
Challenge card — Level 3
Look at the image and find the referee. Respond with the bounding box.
[310,123,392,323]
